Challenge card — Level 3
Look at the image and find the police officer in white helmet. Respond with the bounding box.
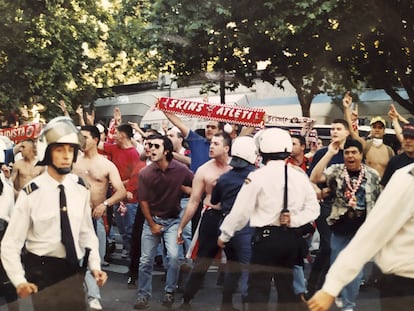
[218,128,320,311]
[1,116,107,310]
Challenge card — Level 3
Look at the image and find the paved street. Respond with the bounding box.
[1,231,382,311]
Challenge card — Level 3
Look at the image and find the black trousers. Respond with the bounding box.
[379,273,414,311]
[247,226,305,311]
[24,252,87,311]
[183,209,223,302]
[0,265,18,311]
[307,203,332,295]
[128,206,145,279]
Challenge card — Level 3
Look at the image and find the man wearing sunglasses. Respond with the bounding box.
[134,134,193,310]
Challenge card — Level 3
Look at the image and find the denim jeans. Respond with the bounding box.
[293,265,307,295]
[84,270,101,300]
[330,232,363,310]
[95,217,106,262]
[222,225,253,304]
[179,197,192,263]
[138,217,181,298]
[114,202,138,252]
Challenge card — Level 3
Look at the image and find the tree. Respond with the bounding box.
[136,0,257,104]
[137,0,359,116]
[328,0,414,114]
[0,1,115,120]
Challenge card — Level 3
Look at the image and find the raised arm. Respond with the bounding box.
[163,112,189,138]
[389,104,407,144]
[309,142,339,184]
[343,92,365,147]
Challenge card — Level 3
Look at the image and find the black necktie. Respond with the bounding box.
[58,184,78,267]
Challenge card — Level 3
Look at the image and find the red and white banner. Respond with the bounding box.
[0,123,42,142]
[264,114,315,127]
[157,97,266,127]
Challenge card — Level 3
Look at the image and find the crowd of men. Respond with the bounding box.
[0,93,414,311]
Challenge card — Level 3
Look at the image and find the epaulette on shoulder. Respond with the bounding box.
[23,182,39,195]
[77,176,90,189]
[244,177,252,184]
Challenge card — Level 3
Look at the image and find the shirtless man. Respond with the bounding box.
[73,125,126,310]
[11,139,44,197]
[343,92,394,177]
[177,132,232,309]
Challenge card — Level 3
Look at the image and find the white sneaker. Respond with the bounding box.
[335,297,343,308]
[88,298,103,310]
[121,249,129,258]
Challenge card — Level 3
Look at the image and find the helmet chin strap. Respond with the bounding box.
[51,163,72,175]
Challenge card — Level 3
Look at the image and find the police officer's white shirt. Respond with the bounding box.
[219,160,320,243]
[322,163,414,297]
[1,171,100,287]
[0,172,14,222]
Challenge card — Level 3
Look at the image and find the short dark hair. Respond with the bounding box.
[291,134,306,147]
[81,125,100,145]
[117,124,133,138]
[214,132,232,155]
[332,118,350,131]
[147,133,174,161]
[344,138,363,153]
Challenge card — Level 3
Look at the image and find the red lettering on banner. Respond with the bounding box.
[0,123,41,142]
[157,97,265,127]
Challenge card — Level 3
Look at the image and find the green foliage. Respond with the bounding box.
[0,0,112,119]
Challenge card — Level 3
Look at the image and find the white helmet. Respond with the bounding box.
[37,116,83,166]
[230,136,257,167]
[257,128,292,154]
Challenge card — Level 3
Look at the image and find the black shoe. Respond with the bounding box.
[127,276,137,289]
[108,241,116,254]
[162,292,174,308]
[134,296,149,309]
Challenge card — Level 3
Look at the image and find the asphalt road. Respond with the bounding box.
[1,232,382,311]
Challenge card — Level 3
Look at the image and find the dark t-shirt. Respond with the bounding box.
[381,152,414,187]
[138,159,193,218]
[211,165,256,214]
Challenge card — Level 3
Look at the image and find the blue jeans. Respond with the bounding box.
[222,225,253,304]
[84,270,101,300]
[95,217,106,262]
[114,202,138,252]
[179,197,192,263]
[293,265,307,295]
[138,217,181,299]
[330,232,363,310]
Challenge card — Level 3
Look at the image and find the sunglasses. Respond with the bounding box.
[206,125,218,129]
[148,143,161,149]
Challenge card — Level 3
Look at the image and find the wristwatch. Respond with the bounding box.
[103,200,109,207]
